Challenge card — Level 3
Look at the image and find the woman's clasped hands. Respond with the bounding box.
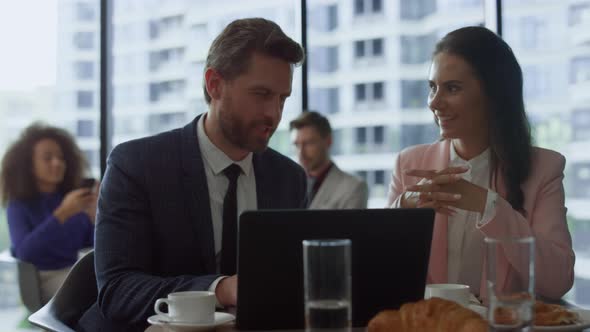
[401,165,487,216]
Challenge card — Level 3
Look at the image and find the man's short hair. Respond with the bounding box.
[289,111,332,138]
[203,18,305,104]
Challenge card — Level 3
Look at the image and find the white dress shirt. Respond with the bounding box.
[446,144,497,295]
[196,114,258,299]
[196,114,258,259]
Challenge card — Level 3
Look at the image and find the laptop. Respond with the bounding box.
[236,208,435,330]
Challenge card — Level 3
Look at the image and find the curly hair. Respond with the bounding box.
[0,123,88,206]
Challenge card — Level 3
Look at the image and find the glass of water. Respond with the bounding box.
[303,239,351,331]
[485,236,535,332]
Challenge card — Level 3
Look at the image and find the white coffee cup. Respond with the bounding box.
[154,291,216,323]
[424,284,470,307]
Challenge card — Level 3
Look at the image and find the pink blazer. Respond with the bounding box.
[387,139,575,300]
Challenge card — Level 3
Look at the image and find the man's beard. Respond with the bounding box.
[218,99,275,153]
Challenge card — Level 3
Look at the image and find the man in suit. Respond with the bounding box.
[77,18,307,332]
[290,111,368,209]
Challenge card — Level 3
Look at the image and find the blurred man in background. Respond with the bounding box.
[290,111,368,209]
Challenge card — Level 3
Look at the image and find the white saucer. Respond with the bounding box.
[147,312,235,332]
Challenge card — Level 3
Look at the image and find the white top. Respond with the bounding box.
[196,114,258,264]
[446,143,497,295]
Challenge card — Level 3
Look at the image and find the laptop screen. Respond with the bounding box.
[236,208,434,330]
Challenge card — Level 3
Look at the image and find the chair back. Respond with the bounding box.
[28,250,97,332]
[16,259,43,312]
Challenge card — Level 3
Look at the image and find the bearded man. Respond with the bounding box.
[77,18,307,332]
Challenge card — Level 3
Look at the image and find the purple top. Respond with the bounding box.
[7,191,94,270]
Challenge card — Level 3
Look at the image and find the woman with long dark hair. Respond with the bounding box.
[387,26,574,300]
[1,123,97,303]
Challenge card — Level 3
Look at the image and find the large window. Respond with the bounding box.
[503,0,590,306]
[108,1,302,150]
[1,0,590,326]
[307,0,485,207]
[0,0,100,327]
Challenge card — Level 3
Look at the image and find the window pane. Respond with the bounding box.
[355,83,366,101]
[354,40,365,58]
[74,61,94,80]
[373,82,384,100]
[374,125,384,144]
[310,87,339,114]
[400,33,437,64]
[401,80,429,108]
[400,0,436,20]
[109,0,302,159]
[76,2,96,22]
[372,38,384,56]
[308,0,484,208]
[77,119,94,137]
[310,46,338,73]
[354,0,364,15]
[76,90,94,108]
[356,127,367,144]
[374,169,385,185]
[504,0,590,306]
[73,31,94,50]
[309,3,338,32]
[327,5,338,30]
[372,0,383,13]
[0,0,100,325]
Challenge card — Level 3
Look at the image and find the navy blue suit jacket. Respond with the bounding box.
[78,116,307,332]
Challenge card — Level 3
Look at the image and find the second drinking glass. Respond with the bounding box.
[303,239,352,331]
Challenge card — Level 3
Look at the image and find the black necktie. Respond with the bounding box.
[220,164,241,275]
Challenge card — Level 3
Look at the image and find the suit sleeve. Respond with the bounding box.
[478,154,574,299]
[342,180,368,209]
[94,144,218,325]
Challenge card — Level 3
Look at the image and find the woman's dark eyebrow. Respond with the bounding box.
[428,79,463,84]
[442,80,463,85]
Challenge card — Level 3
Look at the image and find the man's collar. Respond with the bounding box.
[197,113,253,176]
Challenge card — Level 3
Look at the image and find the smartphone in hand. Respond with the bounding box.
[80,178,96,191]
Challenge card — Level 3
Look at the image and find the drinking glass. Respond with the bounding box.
[486,236,535,332]
[303,239,351,331]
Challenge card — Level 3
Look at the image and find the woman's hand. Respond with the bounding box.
[53,188,96,224]
[402,166,487,215]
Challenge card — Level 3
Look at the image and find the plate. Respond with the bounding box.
[468,304,590,331]
[147,312,235,332]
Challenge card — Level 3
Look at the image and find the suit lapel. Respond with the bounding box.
[309,165,338,209]
[181,115,216,273]
[253,153,273,210]
[425,140,452,283]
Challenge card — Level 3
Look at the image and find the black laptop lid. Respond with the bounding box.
[236,208,435,330]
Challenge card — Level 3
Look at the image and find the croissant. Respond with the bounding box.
[368,298,487,332]
[534,301,579,326]
[493,300,580,326]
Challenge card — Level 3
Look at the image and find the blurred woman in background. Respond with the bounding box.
[0,123,97,302]
[387,26,574,301]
